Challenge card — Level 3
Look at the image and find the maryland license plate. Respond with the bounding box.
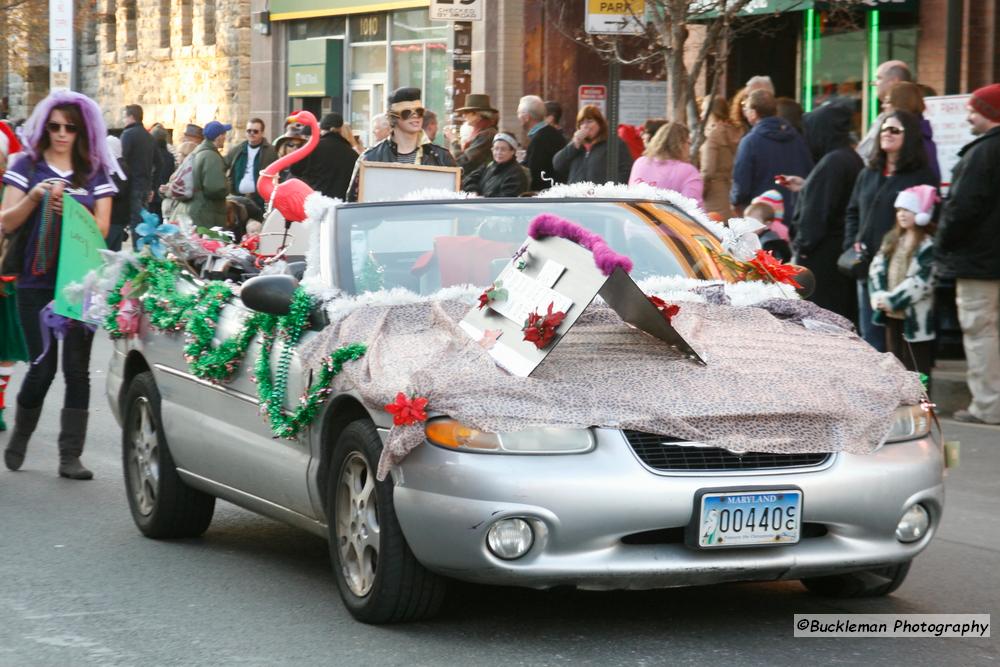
[696,489,802,548]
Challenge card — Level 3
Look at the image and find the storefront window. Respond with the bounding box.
[801,8,919,135]
[392,9,448,41]
[351,44,386,79]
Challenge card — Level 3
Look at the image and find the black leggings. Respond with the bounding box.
[16,287,95,411]
[885,317,933,392]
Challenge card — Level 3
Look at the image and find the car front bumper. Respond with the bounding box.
[392,428,944,590]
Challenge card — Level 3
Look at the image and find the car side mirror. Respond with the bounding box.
[241,274,298,316]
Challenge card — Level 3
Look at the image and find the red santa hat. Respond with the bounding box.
[0,120,21,159]
[894,184,939,226]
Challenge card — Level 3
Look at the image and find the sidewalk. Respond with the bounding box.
[931,358,972,416]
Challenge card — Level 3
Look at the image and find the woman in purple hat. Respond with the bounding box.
[1,91,117,479]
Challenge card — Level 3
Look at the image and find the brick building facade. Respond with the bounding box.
[2,0,250,136]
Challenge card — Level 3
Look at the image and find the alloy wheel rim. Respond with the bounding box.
[335,452,380,597]
[128,397,161,517]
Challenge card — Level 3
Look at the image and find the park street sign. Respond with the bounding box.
[429,0,483,21]
[585,0,646,35]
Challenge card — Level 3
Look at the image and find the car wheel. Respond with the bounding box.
[122,371,215,539]
[327,419,447,623]
[800,561,912,598]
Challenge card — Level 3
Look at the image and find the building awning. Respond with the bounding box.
[288,39,343,97]
[693,0,916,20]
[270,0,427,21]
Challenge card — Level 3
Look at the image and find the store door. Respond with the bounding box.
[349,83,385,149]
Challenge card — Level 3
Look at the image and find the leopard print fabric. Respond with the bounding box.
[299,299,924,479]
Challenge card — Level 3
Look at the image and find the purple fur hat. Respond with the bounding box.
[21,90,117,182]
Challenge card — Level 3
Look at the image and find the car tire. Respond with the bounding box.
[326,419,447,624]
[122,371,216,539]
[800,561,912,598]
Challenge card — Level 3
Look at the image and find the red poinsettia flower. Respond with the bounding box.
[385,392,429,426]
[478,290,490,310]
[241,234,260,253]
[647,295,681,324]
[748,249,803,288]
[199,237,225,254]
[522,302,567,349]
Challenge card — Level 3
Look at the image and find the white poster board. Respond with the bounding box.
[924,95,974,192]
[357,162,461,203]
[618,80,667,126]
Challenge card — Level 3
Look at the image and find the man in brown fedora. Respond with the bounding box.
[445,93,498,174]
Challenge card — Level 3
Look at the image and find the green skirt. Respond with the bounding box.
[0,281,30,362]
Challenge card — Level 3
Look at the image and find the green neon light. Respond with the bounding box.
[803,8,815,112]
[869,10,880,126]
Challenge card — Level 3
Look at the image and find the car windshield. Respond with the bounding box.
[335,200,721,295]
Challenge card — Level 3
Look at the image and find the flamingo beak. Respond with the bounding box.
[286,114,300,124]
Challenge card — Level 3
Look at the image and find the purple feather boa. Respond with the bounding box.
[528,213,633,276]
[18,91,116,184]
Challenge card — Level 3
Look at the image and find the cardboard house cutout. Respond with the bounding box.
[460,217,704,377]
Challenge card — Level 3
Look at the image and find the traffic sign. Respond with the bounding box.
[585,0,646,35]
[429,0,483,22]
[578,85,608,118]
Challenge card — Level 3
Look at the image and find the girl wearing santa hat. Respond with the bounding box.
[868,184,940,385]
[0,120,29,433]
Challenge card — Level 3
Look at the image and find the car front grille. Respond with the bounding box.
[623,430,831,472]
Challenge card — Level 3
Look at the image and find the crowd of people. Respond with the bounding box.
[0,64,999,478]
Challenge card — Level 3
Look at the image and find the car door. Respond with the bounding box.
[168,300,317,519]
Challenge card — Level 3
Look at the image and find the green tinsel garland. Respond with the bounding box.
[101,255,366,439]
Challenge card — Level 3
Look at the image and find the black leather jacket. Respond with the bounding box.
[346,135,456,201]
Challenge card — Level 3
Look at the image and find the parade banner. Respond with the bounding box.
[55,194,106,320]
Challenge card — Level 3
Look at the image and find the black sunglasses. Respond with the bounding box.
[46,121,78,134]
[880,125,904,135]
[390,107,425,121]
[246,128,261,134]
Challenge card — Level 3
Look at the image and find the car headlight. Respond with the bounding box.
[885,404,931,443]
[425,418,594,454]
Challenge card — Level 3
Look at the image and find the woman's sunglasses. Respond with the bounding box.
[880,125,904,135]
[46,121,78,134]
[390,107,425,121]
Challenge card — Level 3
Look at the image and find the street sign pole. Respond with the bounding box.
[606,60,621,182]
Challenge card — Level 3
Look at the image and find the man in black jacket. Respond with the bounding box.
[935,83,1000,424]
[346,87,456,201]
[121,104,154,231]
[517,95,565,191]
[306,113,358,200]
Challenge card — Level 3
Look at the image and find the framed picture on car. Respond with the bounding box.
[357,162,462,202]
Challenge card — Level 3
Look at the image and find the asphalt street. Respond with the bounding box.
[0,336,997,666]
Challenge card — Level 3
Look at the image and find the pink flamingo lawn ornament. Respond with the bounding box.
[256,110,320,223]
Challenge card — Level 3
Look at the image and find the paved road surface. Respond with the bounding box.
[1,338,996,666]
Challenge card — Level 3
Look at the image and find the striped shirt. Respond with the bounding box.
[2,155,115,288]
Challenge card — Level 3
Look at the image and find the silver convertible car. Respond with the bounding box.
[106,198,944,623]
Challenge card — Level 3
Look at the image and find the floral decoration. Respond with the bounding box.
[701,240,803,289]
[522,302,566,350]
[134,215,180,259]
[477,280,508,310]
[746,250,803,288]
[385,392,429,426]
[511,244,529,271]
[648,295,680,324]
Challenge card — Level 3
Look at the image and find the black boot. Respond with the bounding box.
[4,402,43,471]
[57,408,93,480]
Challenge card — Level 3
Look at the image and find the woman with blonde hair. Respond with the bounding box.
[628,122,703,204]
[885,81,940,183]
[699,95,743,217]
